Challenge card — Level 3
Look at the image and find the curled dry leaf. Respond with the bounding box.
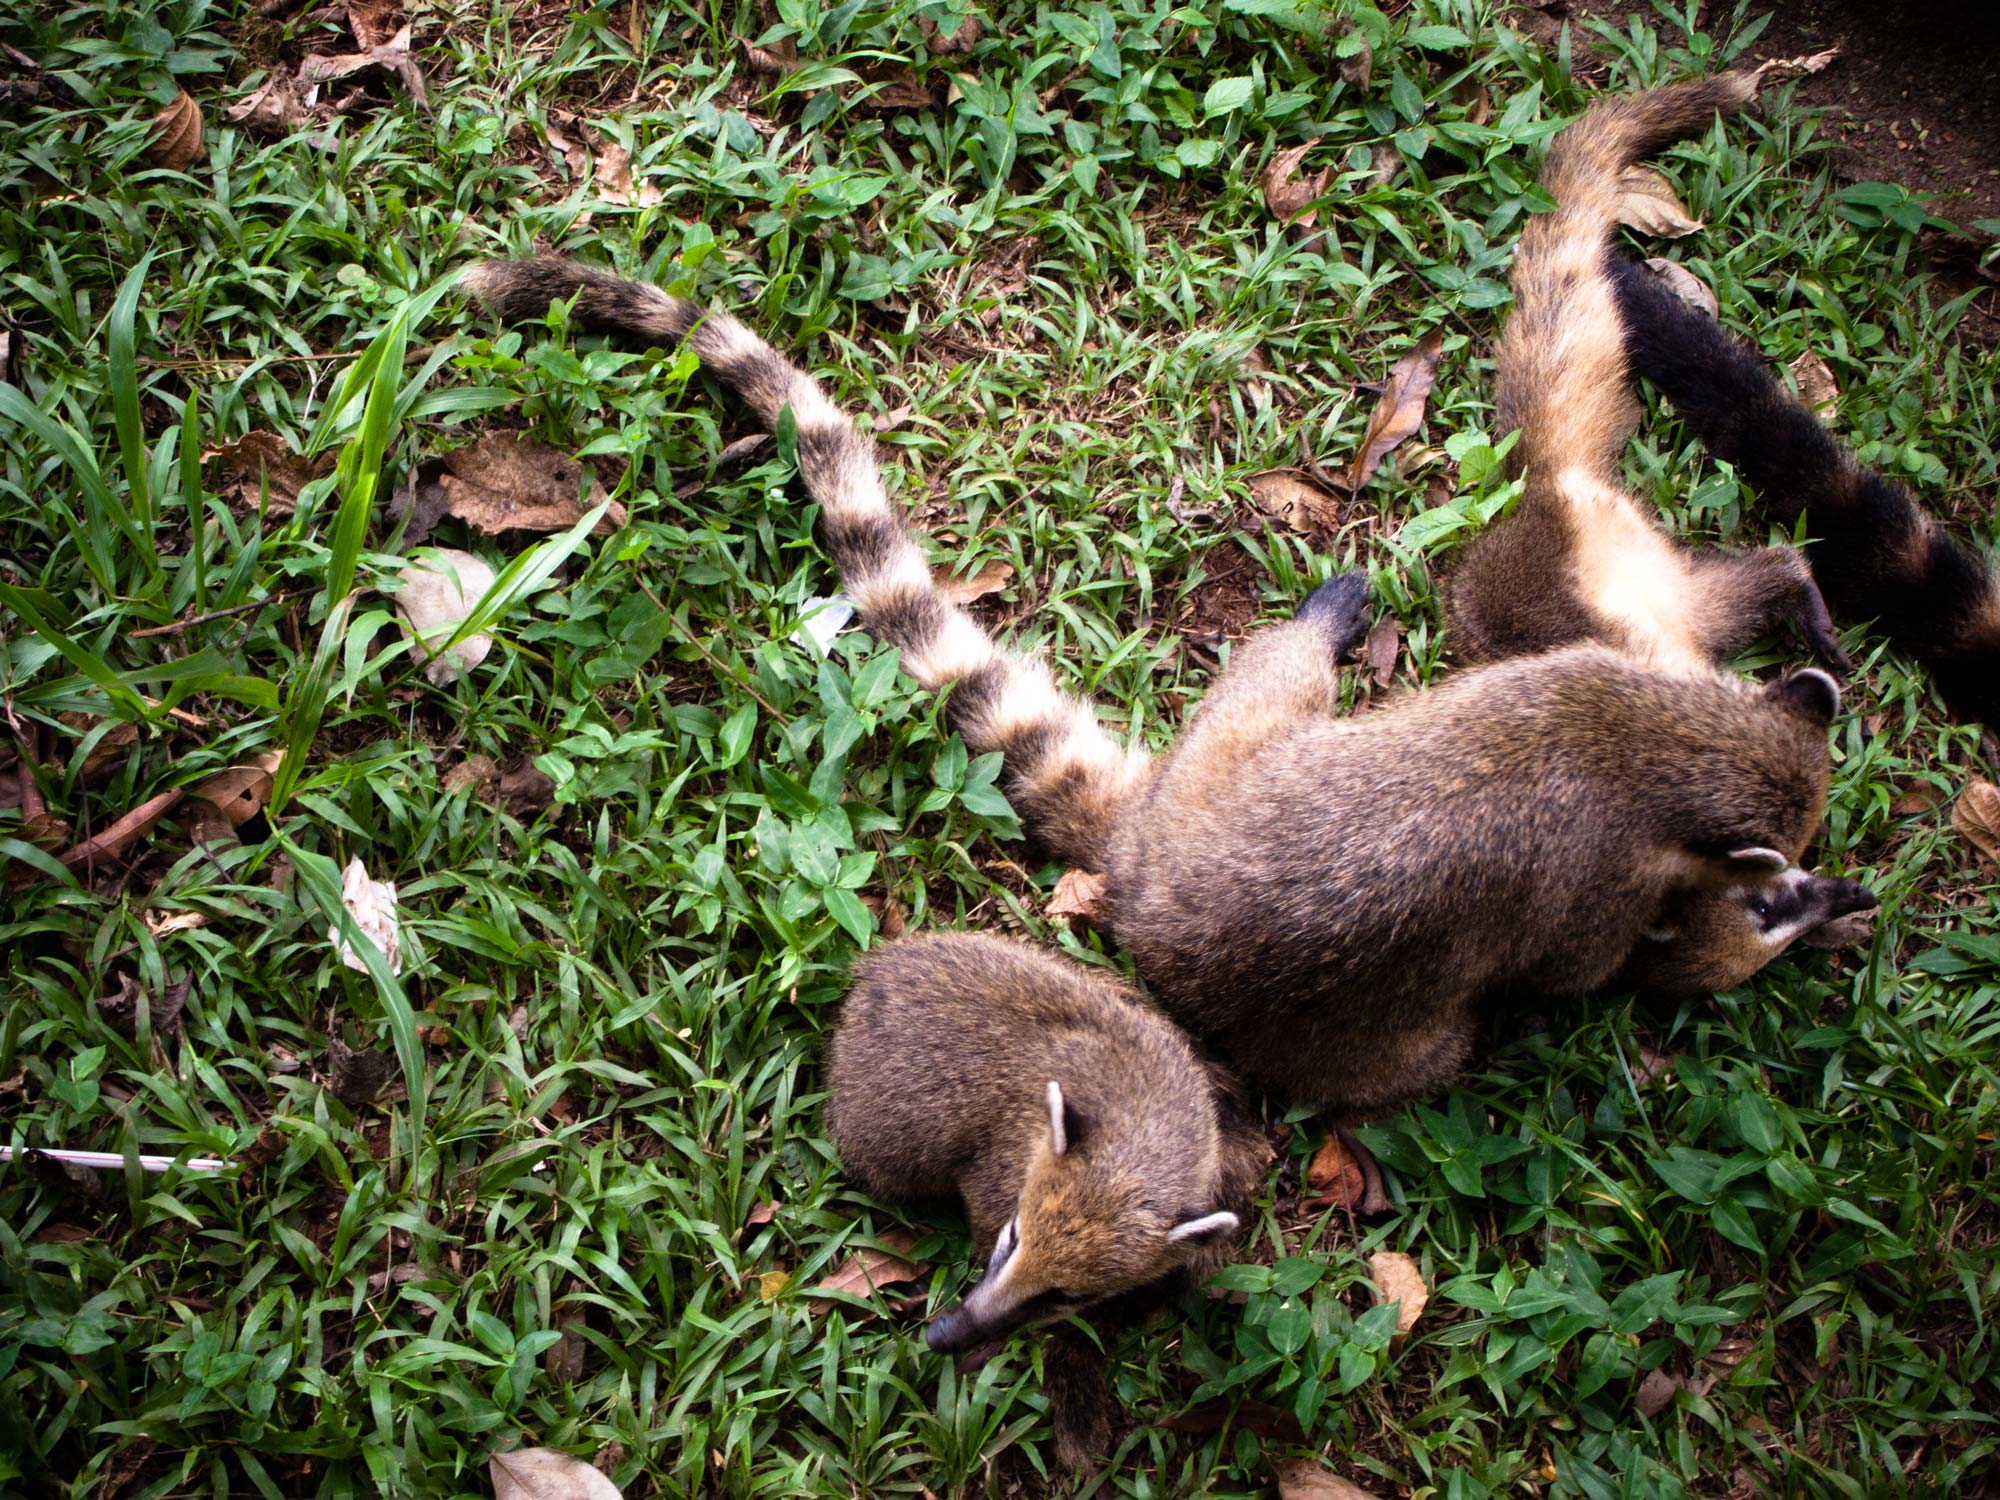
[919,13,981,54]
[1641,257,1718,320]
[1614,166,1702,238]
[328,855,401,974]
[1788,349,1838,419]
[1366,1250,1429,1336]
[1633,1368,1680,1419]
[1364,616,1399,686]
[440,433,626,535]
[1303,1131,1366,1211]
[716,431,772,465]
[741,36,801,77]
[498,760,558,817]
[1047,867,1109,923]
[1273,1457,1384,1500]
[1344,329,1444,492]
[206,430,328,516]
[938,560,1013,606]
[225,71,305,137]
[146,90,205,171]
[346,0,401,49]
[60,789,182,874]
[810,1227,926,1312]
[543,111,591,179]
[145,910,208,937]
[190,751,283,828]
[1261,138,1329,229]
[1336,29,1373,89]
[1754,47,1839,84]
[490,1447,624,1500]
[1248,469,1339,534]
[300,23,427,111]
[592,141,663,207]
[1952,778,2000,865]
[856,61,934,111]
[395,548,496,687]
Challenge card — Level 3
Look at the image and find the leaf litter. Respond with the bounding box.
[395,549,496,687]
[146,90,204,171]
[1344,329,1444,492]
[437,433,627,535]
[1613,167,1702,238]
[809,1227,927,1312]
[489,1446,623,1500]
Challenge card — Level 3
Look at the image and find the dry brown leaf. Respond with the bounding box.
[78,722,139,783]
[1366,1250,1429,1336]
[300,23,427,111]
[1248,469,1339,534]
[346,0,401,49]
[1364,617,1399,686]
[592,140,663,207]
[1634,1044,1676,1085]
[1048,867,1109,922]
[938,560,1013,606]
[1302,1132,1366,1210]
[1344,329,1444,492]
[327,1037,392,1107]
[747,1200,779,1228]
[873,404,914,433]
[1788,348,1838,419]
[1633,1368,1680,1419]
[147,90,205,171]
[1641,257,1718,320]
[439,433,626,535]
[1453,75,1492,125]
[1261,138,1329,229]
[741,36,801,77]
[145,910,208,937]
[490,1446,624,1500]
[1274,1457,1384,1500]
[1755,47,1839,84]
[498,761,557,816]
[544,1307,587,1381]
[856,61,933,110]
[919,13,980,53]
[189,751,283,828]
[207,430,328,516]
[443,754,500,796]
[225,70,305,136]
[809,1227,926,1311]
[1336,29,1372,88]
[1890,784,1942,818]
[1952,778,2000,865]
[543,113,591,179]
[58,789,182,874]
[1614,166,1702,238]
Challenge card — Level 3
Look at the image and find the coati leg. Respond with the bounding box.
[1688,546,1850,671]
[1608,252,2000,725]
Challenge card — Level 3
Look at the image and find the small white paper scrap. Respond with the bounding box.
[791,594,855,653]
[329,856,402,975]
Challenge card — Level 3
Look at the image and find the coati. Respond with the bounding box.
[1448,70,1852,679]
[1608,252,2000,729]
[825,931,1267,1464]
[464,255,1840,1118]
[1614,865,1878,997]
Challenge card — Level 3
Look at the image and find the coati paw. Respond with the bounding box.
[1296,572,1373,656]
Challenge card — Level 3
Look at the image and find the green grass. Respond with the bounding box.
[3,0,1998,1496]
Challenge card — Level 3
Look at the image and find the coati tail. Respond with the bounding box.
[1496,73,1760,476]
[1608,254,2000,725]
[461,256,1149,863]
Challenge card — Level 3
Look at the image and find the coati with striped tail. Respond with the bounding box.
[826,930,1266,1467]
[1608,253,2000,729]
[463,255,1839,1118]
[1439,71,1878,989]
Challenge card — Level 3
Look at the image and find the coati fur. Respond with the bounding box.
[1613,865,1877,997]
[464,255,1840,1118]
[1609,252,2000,728]
[825,931,1268,1466]
[1448,71,1850,678]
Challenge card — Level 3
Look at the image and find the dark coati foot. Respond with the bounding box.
[1296,571,1373,657]
[1791,579,1852,674]
[1334,1123,1393,1217]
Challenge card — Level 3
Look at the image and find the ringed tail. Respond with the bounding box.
[461,256,1150,864]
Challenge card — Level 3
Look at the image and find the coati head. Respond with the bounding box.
[1617,865,1879,997]
[924,1080,1240,1355]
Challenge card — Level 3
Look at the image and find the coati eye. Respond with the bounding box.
[1752,897,1771,919]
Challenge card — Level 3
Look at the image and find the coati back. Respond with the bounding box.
[1449,71,1849,677]
[467,255,1838,1118]
[1608,253,2000,728]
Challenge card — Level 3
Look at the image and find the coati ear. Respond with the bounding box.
[1165,1208,1241,1247]
[1720,845,1789,878]
[1044,1080,1089,1156]
[1767,668,1840,725]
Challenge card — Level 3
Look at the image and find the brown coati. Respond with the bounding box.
[1448,71,1851,678]
[825,931,1268,1465]
[464,256,1840,1119]
[1613,865,1877,998]
[1608,252,2000,728]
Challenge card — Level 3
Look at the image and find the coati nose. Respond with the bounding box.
[1827,879,1879,917]
[924,1305,977,1354]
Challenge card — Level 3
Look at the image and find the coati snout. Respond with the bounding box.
[1617,867,1879,997]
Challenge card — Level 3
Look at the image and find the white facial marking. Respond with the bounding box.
[1046,1080,1068,1157]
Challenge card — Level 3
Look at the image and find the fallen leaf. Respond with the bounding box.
[757,1269,789,1301]
[35,1222,93,1244]
[1640,257,1718,320]
[58,789,182,874]
[543,112,591,179]
[1302,1132,1366,1210]
[300,23,427,111]
[1788,348,1838,419]
[1952,779,2000,865]
[747,1200,779,1228]
[741,36,801,77]
[97,1437,157,1500]
[1248,469,1339,534]
[873,404,913,433]
[443,754,500,796]
[97,971,189,1040]
[327,1037,393,1106]
[439,433,625,535]
[365,1262,421,1294]
[189,751,283,828]
[206,430,327,516]
[938,560,1013,606]
[919,13,980,53]
[1048,867,1109,922]
[809,1228,926,1310]
[1633,1368,1680,1419]
[1754,47,1839,84]
[1345,330,1444,492]
[1261,138,1329,229]
[856,61,933,110]
[145,910,208,937]
[1336,28,1372,88]
[225,70,305,137]
[1614,166,1702,238]
[791,595,855,653]
[146,90,205,171]
[328,855,401,974]
[346,0,401,49]
[1634,1044,1676,1085]
[1890,784,1942,818]
[592,140,663,207]
[1366,1250,1429,1336]
[490,1447,624,1500]
[716,432,772,465]
[497,760,557,816]
[544,1308,587,1381]
[395,548,496,687]
[1274,1457,1383,1500]
[1364,617,1399,686]
[0,324,18,387]
[76,721,139,783]
[1453,75,1492,125]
